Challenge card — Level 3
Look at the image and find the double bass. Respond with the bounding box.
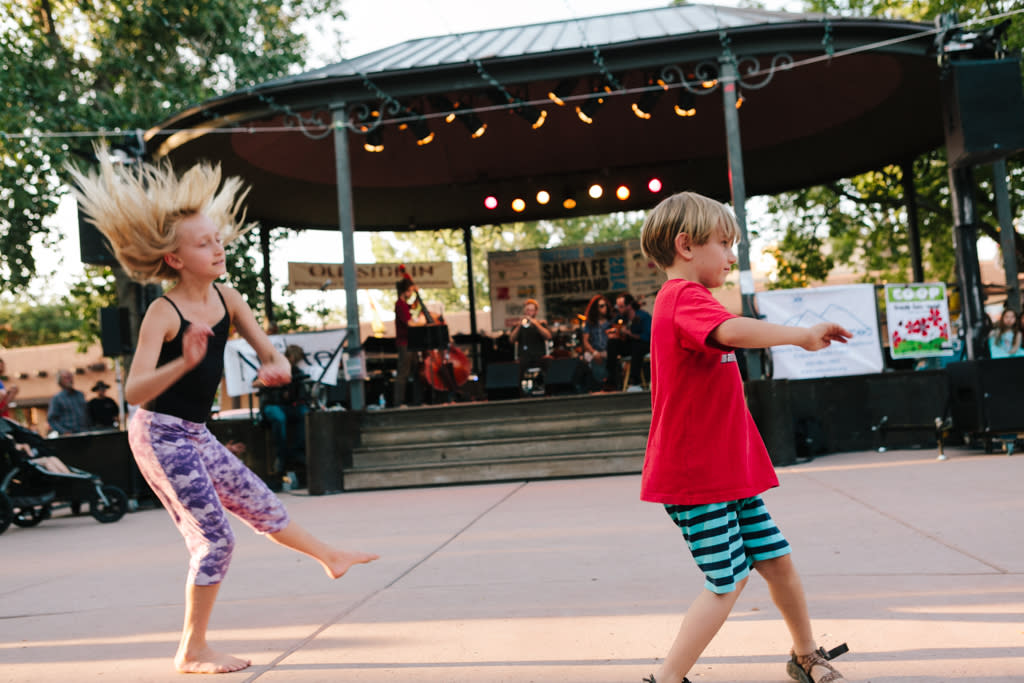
[398,265,472,395]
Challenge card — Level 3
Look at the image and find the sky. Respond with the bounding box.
[40,0,998,303]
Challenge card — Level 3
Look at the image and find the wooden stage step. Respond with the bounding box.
[340,391,652,490]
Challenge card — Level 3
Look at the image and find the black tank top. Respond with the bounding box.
[146,284,230,423]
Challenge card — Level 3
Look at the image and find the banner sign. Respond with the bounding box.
[884,283,953,359]
[288,261,453,291]
[756,284,883,379]
[488,239,664,330]
[223,329,347,397]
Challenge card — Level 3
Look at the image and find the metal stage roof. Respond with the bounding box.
[145,3,945,231]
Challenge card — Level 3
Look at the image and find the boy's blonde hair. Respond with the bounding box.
[640,191,740,269]
[67,146,252,284]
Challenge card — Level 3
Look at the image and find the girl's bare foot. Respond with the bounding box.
[175,646,251,674]
[323,549,379,579]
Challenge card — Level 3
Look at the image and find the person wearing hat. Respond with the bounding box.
[509,298,552,374]
[88,379,120,430]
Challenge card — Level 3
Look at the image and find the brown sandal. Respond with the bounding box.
[787,643,849,683]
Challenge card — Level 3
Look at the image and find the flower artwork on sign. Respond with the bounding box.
[885,284,954,359]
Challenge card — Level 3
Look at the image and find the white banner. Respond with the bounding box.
[288,261,453,291]
[223,329,347,397]
[756,284,883,379]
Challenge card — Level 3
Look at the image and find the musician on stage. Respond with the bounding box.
[260,345,311,483]
[394,278,426,407]
[607,292,652,391]
[509,298,552,372]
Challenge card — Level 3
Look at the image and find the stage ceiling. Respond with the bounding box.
[144,4,945,231]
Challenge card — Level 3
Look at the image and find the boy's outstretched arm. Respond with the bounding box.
[711,317,852,351]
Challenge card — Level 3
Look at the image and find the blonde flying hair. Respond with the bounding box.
[67,145,252,284]
[640,191,740,270]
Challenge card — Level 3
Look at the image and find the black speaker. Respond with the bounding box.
[942,58,1024,167]
[544,358,584,395]
[485,362,521,401]
[100,307,132,357]
[78,204,118,266]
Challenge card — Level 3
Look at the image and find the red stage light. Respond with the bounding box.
[647,178,663,193]
[484,196,498,210]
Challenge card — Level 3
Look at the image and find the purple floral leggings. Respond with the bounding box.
[129,408,289,585]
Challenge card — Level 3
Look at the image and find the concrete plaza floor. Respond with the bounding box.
[1,447,1022,682]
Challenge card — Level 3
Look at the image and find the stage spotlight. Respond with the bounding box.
[616,185,630,201]
[363,127,384,153]
[430,95,459,123]
[674,91,696,117]
[588,184,603,199]
[631,89,661,119]
[648,177,663,193]
[548,79,576,106]
[459,112,487,138]
[563,196,577,209]
[484,196,498,210]
[576,96,604,124]
[518,105,548,129]
[536,190,551,205]
[410,116,434,146]
[511,198,526,212]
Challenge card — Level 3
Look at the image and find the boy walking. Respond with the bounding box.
[639,192,852,683]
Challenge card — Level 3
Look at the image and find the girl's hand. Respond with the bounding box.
[257,357,292,387]
[182,322,213,369]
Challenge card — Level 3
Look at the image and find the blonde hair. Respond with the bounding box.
[67,146,252,283]
[640,191,740,270]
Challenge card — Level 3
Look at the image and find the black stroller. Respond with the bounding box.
[0,417,128,535]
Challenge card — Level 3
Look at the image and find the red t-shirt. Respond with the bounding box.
[640,279,778,504]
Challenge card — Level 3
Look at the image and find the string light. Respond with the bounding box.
[536,190,551,204]
[511,198,526,212]
[588,183,603,199]
[484,195,498,209]
[616,185,630,200]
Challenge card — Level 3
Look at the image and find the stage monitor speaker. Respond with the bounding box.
[545,358,584,395]
[78,204,118,266]
[99,307,132,357]
[485,362,521,401]
[942,58,1024,167]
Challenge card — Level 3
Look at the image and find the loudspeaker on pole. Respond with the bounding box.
[99,307,132,357]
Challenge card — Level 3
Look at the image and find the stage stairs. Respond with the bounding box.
[342,391,651,490]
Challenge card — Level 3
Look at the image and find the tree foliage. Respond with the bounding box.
[0,0,345,316]
[762,0,1024,289]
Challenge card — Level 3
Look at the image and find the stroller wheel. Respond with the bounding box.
[0,492,12,535]
[90,485,128,524]
[12,505,50,528]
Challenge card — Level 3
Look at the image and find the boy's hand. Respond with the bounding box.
[801,322,853,351]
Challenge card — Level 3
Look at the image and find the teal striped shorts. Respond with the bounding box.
[665,495,790,594]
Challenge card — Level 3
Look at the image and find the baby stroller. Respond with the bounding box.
[0,417,128,535]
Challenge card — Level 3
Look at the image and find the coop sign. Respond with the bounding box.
[884,283,954,360]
